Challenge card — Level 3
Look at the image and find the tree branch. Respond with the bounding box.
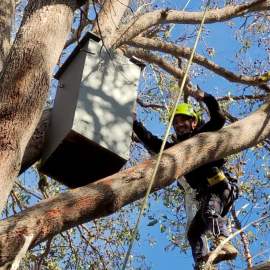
[217,94,267,102]
[112,0,270,47]
[64,3,91,49]
[127,37,270,91]
[136,97,166,110]
[124,48,186,81]
[124,48,201,96]
[231,207,253,268]
[0,101,270,266]
[92,0,131,48]
[248,261,270,270]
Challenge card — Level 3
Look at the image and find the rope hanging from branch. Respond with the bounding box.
[122,1,211,269]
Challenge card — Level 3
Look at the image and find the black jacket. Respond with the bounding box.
[133,93,226,190]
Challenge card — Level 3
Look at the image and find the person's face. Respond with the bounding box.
[173,114,197,135]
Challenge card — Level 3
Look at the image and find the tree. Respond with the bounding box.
[0,0,269,269]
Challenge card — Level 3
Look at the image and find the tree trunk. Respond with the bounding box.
[0,0,78,214]
[0,101,269,266]
[0,0,15,72]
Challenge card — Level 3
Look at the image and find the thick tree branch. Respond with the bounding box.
[124,48,198,95]
[92,0,131,48]
[124,48,185,80]
[112,0,270,47]
[0,101,270,266]
[0,0,15,73]
[127,37,270,91]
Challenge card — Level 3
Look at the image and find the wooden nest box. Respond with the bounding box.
[39,32,143,188]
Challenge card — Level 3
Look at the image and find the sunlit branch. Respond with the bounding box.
[113,0,270,47]
[127,37,270,91]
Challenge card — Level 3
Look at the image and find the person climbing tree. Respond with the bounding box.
[133,87,239,270]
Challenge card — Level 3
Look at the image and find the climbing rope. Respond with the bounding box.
[122,1,211,269]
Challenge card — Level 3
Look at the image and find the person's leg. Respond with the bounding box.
[201,185,238,264]
[187,209,209,265]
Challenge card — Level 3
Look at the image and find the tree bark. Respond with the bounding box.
[92,0,130,47]
[0,101,269,266]
[0,0,15,73]
[0,0,78,214]
[20,109,51,173]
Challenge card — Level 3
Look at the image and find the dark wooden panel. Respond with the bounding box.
[39,130,126,188]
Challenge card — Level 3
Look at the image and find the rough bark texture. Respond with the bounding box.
[0,102,269,266]
[92,0,130,47]
[0,0,15,72]
[0,0,78,214]
[20,109,51,173]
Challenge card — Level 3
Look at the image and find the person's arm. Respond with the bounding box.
[133,120,173,154]
[197,92,226,133]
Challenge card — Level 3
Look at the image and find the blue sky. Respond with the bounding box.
[129,1,270,270]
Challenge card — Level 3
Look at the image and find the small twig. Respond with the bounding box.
[205,214,270,268]
[231,207,253,268]
[15,181,42,200]
[35,237,53,270]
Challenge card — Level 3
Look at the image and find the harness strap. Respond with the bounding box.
[221,182,239,216]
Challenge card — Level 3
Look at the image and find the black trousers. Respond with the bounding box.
[187,181,235,262]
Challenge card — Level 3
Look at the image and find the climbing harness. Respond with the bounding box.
[122,1,211,269]
[211,209,221,237]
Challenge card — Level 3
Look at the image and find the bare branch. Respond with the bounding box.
[64,3,91,49]
[112,0,270,47]
[124,48,203,97]
[217,94,267,102]
[124,47,185,80]
[136,97,166,110]
[231,207,253,268]
[127,37,270,91]
[248,261,270,270]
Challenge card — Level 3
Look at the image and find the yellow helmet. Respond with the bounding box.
[172,103,200,124]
